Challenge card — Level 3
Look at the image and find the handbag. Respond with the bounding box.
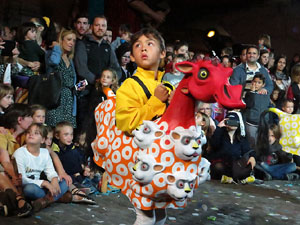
[28,71,62,109]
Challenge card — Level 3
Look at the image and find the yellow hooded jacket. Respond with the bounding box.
[116,67,166,133]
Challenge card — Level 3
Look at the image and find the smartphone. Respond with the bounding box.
[1,40,16,56]
[75,79,88,90]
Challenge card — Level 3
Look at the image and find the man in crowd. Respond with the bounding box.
[230,45,273,96]
[73,13,90,40]
[74,15,120,131]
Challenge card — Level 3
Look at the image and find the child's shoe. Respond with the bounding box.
[221,175,234,184]
[240,175,255,184]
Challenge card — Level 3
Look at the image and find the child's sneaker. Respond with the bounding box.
[221,175,234,184]
[240,175,255,184]
[0,205,8,216]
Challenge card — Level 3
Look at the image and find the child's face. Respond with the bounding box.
[25,28,37,41]
[130,35,166,71]
[282,102,294,114]
[45,131,53,148]
[101,70,113,87]
[251,78,265,91]
[172,58,183,74]
[26,125,44,145]
[56,126,73,146]
[268,130,276,145]
[175,45,189,59]
[260,53,269,65]
[0,94,14,110]
[272,90,279,100]
[19,116,33,131]
[32,109,46,124]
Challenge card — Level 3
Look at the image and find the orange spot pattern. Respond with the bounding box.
[92,89,204,210]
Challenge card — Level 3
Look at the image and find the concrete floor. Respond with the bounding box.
[2,179,300,225]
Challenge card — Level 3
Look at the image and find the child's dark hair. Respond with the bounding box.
[41,125,53,148]
[55,121,73,136]
[252,73,265,84]
[246,45,260,55]
[282,99,294,108]
[30,104,47,116]
[130,28,165,52]
[16,22,36,43]
[4,104,31,130]
[0,83,14,100]
[119,24,131,34]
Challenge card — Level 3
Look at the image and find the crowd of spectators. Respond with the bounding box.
[0,5,299,219]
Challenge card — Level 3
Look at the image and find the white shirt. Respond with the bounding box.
[13,146,58,187]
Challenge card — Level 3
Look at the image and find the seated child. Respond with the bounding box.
[30,104,46,124]
[256,124,298,180]
[243,74,271,148]
[52,121,85,185]
[0,84,14,126]
[13,123,68,212]
[208,111,256,183]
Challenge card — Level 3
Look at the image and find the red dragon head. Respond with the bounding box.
[175,60,245,109]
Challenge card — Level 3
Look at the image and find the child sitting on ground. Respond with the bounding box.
[281,99,294,114]
[116,28,169,225]
[208,111,256,183]
[255,123,298,181]
[0,83,14,126]
[13,123,68,212]
[30,104,46,124]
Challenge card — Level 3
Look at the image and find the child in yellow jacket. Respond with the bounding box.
[116,28,169,134]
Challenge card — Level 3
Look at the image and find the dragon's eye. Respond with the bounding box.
[141,163,149,171]
[189,182,194,189]
[181,136,191,145]
[176,180,185,189]
[196,138,201,145]
[198,68,209,80]
[143,126,151,134]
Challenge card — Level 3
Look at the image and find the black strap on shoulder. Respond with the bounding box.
[131,76,151,99]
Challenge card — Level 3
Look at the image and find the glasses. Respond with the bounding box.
[122,56,130,59]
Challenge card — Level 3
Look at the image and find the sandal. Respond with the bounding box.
[16,195,32,217]
[71,188,96,205]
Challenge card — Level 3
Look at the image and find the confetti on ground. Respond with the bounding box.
[207,216,216,221]
[35,216,41,219]
[285,184,293,187]
[128,207,135,212]
[203,191,209,194]
[97,221,104,223]
[245,209,250,212]
[268,213,280,217]
[87,208,92,212]
[249,195,255,198]
[268,197,274,200]
[194,208,199,212]
[281,216,289,220]
[192,200,197,202]
[192,213,199,216]
[275,185,280,188]
[54,210,64,213]
[211,207,219,211]
[202,204,208,211]
[168,217,176,221]
[274,196,280,199]
[247,207,254,209]
[92,215,95,218]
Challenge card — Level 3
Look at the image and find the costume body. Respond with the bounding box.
[92,60,245,210]
[46,45,77,127]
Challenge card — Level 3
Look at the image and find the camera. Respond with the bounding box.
[225,119,240,127]
[75,79,88,90]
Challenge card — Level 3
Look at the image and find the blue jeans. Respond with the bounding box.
[261,162,296,179]
[23,179,68,201]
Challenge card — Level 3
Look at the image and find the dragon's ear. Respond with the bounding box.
[175,61,196,74]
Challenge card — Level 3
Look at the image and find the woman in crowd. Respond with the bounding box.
[270,55,290,92]
[46,28,83,128]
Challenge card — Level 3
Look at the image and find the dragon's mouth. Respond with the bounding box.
[214,84,245,109]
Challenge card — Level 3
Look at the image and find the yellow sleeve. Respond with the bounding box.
[0,134,8,152]
[116,79,166,133]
